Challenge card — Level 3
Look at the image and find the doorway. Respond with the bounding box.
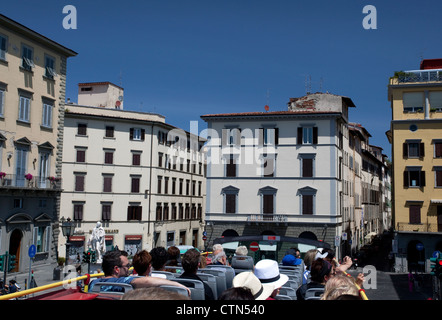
[8,229,22,272]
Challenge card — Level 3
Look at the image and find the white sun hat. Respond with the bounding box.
[254,259,289,289]
[232,271,275,300]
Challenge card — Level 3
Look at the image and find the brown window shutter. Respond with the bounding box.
[409,205,421,224]
[403,143,408,157]
[129,128,134,140]
[303,158,313,177]
[226,194,236,213]
[419,143,425,157]
[403,171,409,187]
[75,175,84,191]
[420,170,426,187]
[436,143,442,158]
[263,194,274,214]
[297,127,303,144]
[313,127,318,144]
[274,128,279,145]
[141,129,145,141]
[303,195,313,215]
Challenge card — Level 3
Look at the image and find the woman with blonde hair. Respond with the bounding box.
[321,274,361,300]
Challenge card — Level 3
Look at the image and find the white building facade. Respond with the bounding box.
[201,93,358,257]
[59,83,206,261]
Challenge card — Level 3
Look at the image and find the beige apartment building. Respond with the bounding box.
[388,59,442,272]
[0,14,77,272]
[58,83,206,262]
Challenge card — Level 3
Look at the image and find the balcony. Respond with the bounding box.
[392,69,442,84]
[0,174,62,190]
[396,222,435,232]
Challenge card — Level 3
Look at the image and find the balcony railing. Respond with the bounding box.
[0,174,62,190]
[395,69,442,84]
[396,222,434,232]
[247,214,288,223]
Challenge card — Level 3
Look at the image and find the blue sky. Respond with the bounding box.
[3,0,442,158]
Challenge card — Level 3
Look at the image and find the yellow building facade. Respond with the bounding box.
[0,14,76,272]
[388,62,442,272]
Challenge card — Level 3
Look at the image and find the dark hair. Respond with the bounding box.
[167,246,181,260]
[133,250,152,276]
[101,250,128,276]
[150,247,168,270]
[310,258,332,283]
[181,249,201,273]
[218,287,255,300]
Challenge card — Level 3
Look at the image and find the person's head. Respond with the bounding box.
[133,250,152,276]
[150,247,168,270]
[122,287,190,300]
[167,246,181,261]
[254,259,288,297]
[322,248,335,263]
[303,249,317,270]
[181,248,201,274]
[218,287,255,300]
[235,245,248,256]
[212,244,223,255]
[232,271,275,300]
[213,250,227,264]
[101,250,131,277]
[321,274,360,300]
[310,258,334,284]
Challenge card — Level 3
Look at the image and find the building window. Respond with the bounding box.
[105,126,114,138]
[430,91,442,111]
[179,203,184,220]
[104,150,114,164]
[44,55,56,79]
[260,127,279,146]
[21,44,34,70]
[259,186,277,214]
[298,186,317,215]
[172,178,176,195]
[131,176,140,193]
[297,126,318,145]
[409,205,421,224]
[74,173,85,191]
[76,148,86,163]
[226,155,236,177]
[158,152,163,167]
[103,175,113,192]
[262,154,276,177]
[42,101,53,128]
[132,152,141,166]
[18,95,30,122]
[221,186,239,214]
[403,141,424,158]
[0,34,7,61]
[404,168,425,188]
[186,179,190,196]
[179,179,183,195]
[163,203,169,221]
[127,205,142,221]
[156,203,163,221]
[435,167,442,188]
[73,203,84,221]
[102,203,112,221]
[77,123,87,136]
[34,226,50,253]
[403,92,424,113]
[300,154,315,178]
[171,203,177,220]
[164,177,169,194]
[130,128,145,141]
[157,176,162,194]
[13,198,23,209]
[434,141,442,158]
[0,87,5,117]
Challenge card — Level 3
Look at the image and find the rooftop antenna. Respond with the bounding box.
[305,75,312,95]
[319,77,324,93]
[265,89,270,111]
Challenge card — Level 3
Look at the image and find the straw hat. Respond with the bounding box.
[254,259,289,289]
[232,271,275,300]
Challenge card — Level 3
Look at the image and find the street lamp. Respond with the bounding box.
[60,217,75,265]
